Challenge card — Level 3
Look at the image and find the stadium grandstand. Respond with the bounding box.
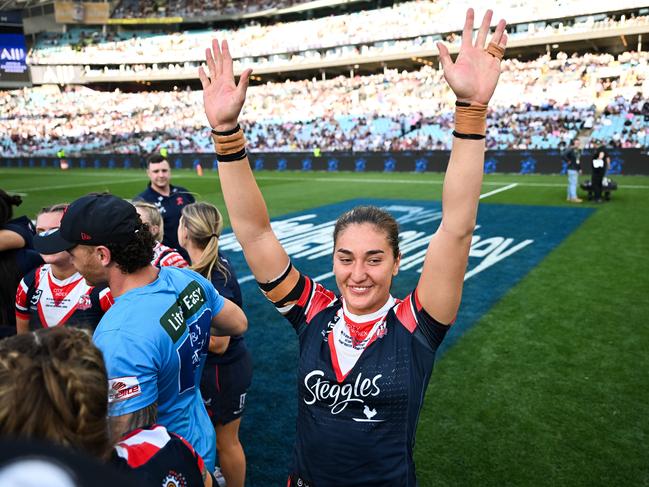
[0,0,647,162]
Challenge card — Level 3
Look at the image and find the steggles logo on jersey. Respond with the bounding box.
[303,370,382,416]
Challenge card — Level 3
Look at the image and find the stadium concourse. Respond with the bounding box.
[1,0,649,486]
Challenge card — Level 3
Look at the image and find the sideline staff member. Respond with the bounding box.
[135,154,195,255]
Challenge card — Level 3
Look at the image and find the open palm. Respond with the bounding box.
[437,9,508,105]
[199,39,252,131]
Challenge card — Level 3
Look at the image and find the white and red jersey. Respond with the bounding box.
[15,264,112,332]
[111,424,206,486]
[152,241,188,268]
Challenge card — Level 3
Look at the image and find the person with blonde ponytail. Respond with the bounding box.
[132,201,188,268]
[178,202,252,487]
[0,327,214,486]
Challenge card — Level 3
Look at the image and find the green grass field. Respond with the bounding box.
[3,167,649,486]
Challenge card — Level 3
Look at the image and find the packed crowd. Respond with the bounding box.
[2,51,647,156]
[29,0,648,66]
[74,12,649,82]
[113,0,313,19]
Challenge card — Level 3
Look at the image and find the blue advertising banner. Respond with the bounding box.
[0,32,29,85]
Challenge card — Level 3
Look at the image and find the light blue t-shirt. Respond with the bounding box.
[94,266,224,470]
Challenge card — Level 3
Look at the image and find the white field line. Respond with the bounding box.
[479,183,518,199]
[9,178,143,193]
[5,173,649,194]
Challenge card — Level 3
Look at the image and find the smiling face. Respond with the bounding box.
[333,223,400,316]
[147,160,171,194]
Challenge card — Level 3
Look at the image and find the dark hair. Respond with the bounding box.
[333,206,400,258]
[0,327,110,459]
[0,189,22,226]
[146,154,167,167]
[0,251,20,328]
[105,221,155,274]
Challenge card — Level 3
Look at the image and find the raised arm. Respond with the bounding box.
[199,40,289,283]
[418,9,507,324]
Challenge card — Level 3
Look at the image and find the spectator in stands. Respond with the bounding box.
[132,200,188,268]
[16,204,113,333]
[0,327,214,486]
[178,202,252,487]
[561,139,583,203]
[134,153,195,258]
[34,192,248,472]
[0,190,43,336]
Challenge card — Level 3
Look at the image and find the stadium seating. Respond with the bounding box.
[27,2,649,70]
[3,48,648,156]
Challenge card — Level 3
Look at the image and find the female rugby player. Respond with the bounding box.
[178,202,252,487]
[199,7,507,486]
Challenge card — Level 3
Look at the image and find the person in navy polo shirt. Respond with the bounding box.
[199,7,508,486]
[134,154,195,257]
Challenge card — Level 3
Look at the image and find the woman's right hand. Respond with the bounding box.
[199,39,253,132]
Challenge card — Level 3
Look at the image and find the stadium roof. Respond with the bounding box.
[0,0,51,10]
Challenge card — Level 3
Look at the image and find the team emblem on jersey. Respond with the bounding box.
[30,289,42,307]
[108,376,141,403]
[176,196,184,205]
[162,471,187,487]
[376,321,388,339]
[77,294,92,310]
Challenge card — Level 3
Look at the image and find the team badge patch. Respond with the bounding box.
[77,294,92,310]
[108,376,141,403]
[162,471,187,487]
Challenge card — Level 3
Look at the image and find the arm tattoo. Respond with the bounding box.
[109,402,158,441]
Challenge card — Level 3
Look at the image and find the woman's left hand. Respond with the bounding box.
[437,8,507,105]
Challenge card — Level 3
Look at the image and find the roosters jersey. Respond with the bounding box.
[111,424,206,487]
[15,264,113,332]
[263,270,449,487]
[152,241,188,268]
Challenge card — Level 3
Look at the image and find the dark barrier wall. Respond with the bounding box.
[2,149,648,174]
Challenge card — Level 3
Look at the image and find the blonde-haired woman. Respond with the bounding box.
[132,201,188,268]
[178,202,252,487]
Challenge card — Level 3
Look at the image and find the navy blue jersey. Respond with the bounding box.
[134,184,194,254]
[263,268,449,487]
[2,216,44,274]
[206,252,246,365]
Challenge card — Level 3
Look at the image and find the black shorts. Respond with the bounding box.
[200,350,253,426]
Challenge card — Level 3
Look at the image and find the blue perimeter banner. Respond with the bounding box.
[215,199,593,485]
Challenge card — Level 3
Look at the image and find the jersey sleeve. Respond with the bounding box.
[395,288,450,350]
[258,263,336,335]
[95,286,114,313]
[94,330,160,417]
[15,277,31,321]
[159,250,188,268]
